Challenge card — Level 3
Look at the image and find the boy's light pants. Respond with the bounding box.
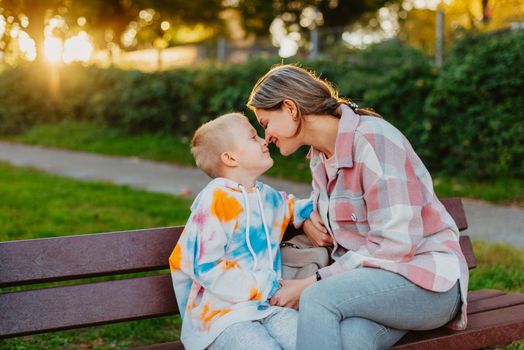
[209,306,298,350]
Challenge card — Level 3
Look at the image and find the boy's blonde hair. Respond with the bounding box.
[191,113,248,178]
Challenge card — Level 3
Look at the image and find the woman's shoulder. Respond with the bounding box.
[355,114,408,146]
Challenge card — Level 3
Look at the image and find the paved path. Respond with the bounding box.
[1,142,523,249]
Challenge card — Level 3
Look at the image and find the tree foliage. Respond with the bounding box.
[232,0,398,36]
[398,0,524,54]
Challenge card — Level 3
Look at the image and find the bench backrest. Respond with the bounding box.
[0,197,473,338]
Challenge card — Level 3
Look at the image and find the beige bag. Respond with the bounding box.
[280,234,330,280]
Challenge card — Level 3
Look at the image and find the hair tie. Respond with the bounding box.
[348,101,359,111]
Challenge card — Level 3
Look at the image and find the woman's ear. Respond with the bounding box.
[282,99,297,119]
[220,151,238,168]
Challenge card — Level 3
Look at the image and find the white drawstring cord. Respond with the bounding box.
[240,186,258,270]
[255,187,274,269]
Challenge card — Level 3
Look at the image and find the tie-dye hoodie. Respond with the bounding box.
[169,177,313,350]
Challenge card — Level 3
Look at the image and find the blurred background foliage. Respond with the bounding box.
[1,29,523,180]
[0,0,523,181]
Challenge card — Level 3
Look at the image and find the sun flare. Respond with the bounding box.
[14,27,94,64]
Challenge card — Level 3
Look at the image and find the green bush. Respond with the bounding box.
[424,30,524,178]
[356,42,437,152]
[1,32,522,180]
[0,65,54,134]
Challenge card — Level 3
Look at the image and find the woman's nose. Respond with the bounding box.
[265,133,272,144]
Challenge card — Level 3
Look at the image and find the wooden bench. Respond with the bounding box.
[1,198,523,349]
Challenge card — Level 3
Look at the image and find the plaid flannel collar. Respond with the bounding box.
[306,103,361,169]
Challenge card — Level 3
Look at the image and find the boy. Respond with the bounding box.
[169,113,313,350]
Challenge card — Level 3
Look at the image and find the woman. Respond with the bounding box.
[247,65,469,350]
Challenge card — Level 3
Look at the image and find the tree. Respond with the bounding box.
[231,0,399,37]
[0,0,224,63]
[397,0,524,54]
[0,0,63,63]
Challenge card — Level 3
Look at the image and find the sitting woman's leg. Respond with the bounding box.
[297,267,461,350]
[340,317,406,350]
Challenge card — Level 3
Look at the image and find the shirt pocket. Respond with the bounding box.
[329,194,368,224]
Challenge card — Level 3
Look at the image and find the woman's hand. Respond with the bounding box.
[303,211,333,247]
[270,276,316,309]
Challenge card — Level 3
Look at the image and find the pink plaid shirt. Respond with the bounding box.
[310,104,469,330]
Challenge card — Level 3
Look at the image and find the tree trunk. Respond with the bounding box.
[482,0,491,24]
[24,0,48,63]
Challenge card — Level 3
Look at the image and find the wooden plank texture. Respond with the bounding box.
[132,342,184,350]
[392,303,524,349]
[0,274,178,338]
[459,235,477,270]
[440,198,468,231]
[468,292,524,315]
[0,226,183,287]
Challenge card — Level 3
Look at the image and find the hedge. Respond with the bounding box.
[423,30,524,178]
[0,30,522,179]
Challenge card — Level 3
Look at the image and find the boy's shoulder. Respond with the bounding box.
[190,178,243,212]
[258,182,290,206]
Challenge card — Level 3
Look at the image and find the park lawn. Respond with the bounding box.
[1,162,523,349]
[0,162,191,350]
[6,121,524,205]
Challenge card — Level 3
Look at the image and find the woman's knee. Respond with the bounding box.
[299,280,324,309]
[341,317,407,350]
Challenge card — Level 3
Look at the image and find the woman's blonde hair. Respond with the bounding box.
[247,65,381,133]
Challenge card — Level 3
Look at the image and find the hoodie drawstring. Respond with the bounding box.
[240,186,258,271]
[255,187,274,269]
[239,185,273,271]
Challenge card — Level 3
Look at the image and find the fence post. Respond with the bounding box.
[217,37,226,62]
[309,28,319,59]
[436,10,444,67]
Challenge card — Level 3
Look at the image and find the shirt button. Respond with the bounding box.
[351,213,357,221]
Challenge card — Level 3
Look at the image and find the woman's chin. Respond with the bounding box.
[279,147,296,157]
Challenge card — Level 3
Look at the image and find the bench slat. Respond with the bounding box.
[0,198,472,288]
[459,235,476,270]
[132,342,184,350]
[392,303,524,349]
[468,291,524,315]
[0,274,179,338]
[467,289,506,302]
[0,227,183,287]
[440,198,468,231]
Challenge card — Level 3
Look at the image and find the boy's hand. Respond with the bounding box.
[269,276,316,309]
[303,211,332,247]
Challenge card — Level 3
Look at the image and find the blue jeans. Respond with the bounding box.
[297,268,461,350]
[209,306,298,350]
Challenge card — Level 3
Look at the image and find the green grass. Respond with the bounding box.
[0,162,191,241]
[6,121,524,205]
[469,240,524,293]
[7,120,195,167]
[0,162,190,349]
[1,125,524,349]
